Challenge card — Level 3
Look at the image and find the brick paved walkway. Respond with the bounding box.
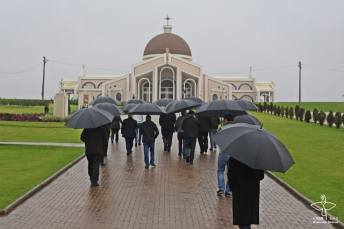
[0,125,335,228]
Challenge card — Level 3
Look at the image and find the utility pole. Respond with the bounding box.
[298,61,302,108]
[42,56,48,102]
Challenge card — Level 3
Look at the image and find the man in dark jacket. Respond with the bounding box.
[209,117,220,150]
[228,158,264,229]
[159,112,176,152]
[80,126,108,186]
[181,110,201,164]
[140,115,159,168]
[197,116,211,154]
[121,114,138,155]
[110,115,122,143]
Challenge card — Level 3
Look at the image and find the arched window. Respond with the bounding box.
[142,82,152,102]
[240,95,254,102]
[160,79,174,99]
[182,82,193,98]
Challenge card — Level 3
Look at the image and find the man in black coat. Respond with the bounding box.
[197,116,211,154]
[110,115,122,143]
[159,112,176,152]
[140,115,159,168]
[181,110,201,164]
[228,158,264,229]
[81,126,108,186]
[121,114,138,155]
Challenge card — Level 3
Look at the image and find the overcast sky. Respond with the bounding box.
[1,0,343,102]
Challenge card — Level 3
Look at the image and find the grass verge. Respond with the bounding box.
[0,121,82,143]
[0,145,84,209]
[252,112,344,221]
[0,104,78,114]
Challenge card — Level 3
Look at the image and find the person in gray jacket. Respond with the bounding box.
[181,110,201,164]
[110,115,122,143]
[175,110,187,157]
[140,115,159,168]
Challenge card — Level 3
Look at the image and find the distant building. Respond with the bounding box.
[54,24,275,117]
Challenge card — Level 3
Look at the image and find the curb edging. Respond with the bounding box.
[266,171,344,229]
[0,154,85,215]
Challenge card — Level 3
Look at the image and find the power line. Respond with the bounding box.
[49,60,129,73]
[0,62,42,74]
[303,64,344,73]
[207,65,296,75]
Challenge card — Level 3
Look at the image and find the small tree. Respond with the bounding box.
[298,107,305,122]
[273,105,277,116]
[44,104,49,114]
[289,106,294,120]
[305,110,312,123]
[326,110,334,127]
[313,108,319,124]
[285,106,289,118]
[281,106,285,118]
[295,105,300,120]
[318,111,327,126]
[263,102,268,113]
[258,103,264,113]
[342,114,344,127]
[270,102,274,115]
[334,112,342,129]
[277,106,281,116]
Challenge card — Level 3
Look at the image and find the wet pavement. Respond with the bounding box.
[0,128,335,228]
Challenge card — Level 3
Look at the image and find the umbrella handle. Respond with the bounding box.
[260,124,263,130]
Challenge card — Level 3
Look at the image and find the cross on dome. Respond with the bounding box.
[165,15,171,25]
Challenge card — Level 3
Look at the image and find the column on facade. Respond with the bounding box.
[176,68,181,100]
[153,69,157,101]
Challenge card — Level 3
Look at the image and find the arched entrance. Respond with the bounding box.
[160,79,174,99]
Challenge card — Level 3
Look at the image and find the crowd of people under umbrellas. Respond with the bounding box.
[73,97,294,229]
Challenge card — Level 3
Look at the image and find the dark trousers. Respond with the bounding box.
[198,131,209,153]
[125,137,134,153]
[86,154,102,183]
[162,130,173,149]
[177,132,185,156]
[111,128,120,142]
[184,138,197,162]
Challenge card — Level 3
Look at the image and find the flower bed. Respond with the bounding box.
[0,113,44,122]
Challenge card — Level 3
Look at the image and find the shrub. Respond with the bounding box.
[270,102,273,115]
[277,106,281,116]
[313,108,319,124]
[305,110,312,123]
[281,106,285,118]
[295,105,300,120]
[318,111,326,126]
[44,104,49,114]
[285,106,289,118]
[41,114,69,122]
[342,114,344,127]
[326,110,334,127]
[289,106,294,120]
[298,107,305,122]
[273,105,276,116]
[334,112,342,129]
[263,102,268,113]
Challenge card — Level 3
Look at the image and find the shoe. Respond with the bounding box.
[135,142,137,146]
[116,140,118,143]
[111,140,114,143]
[186,156,190,163]
[214,146,217,149]
[209,148,213,151]
[225,192,232,197]
[150,162,156,166]
[178,153,181,157]
[189,160,193,164]
[138,143,142,145]
[91,182,99,187]
[217,190,224,196]
[164,145,167,151]
[127,152,130,155]
[200,151,203,154]
[145,165,149,168]
[100,163,106,166]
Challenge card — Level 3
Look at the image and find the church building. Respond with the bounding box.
[54,23,275,117]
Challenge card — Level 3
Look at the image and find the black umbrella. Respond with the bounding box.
[126,99,146,105]
[121,104,138,113]
[153,98,175,107]
[94,103,124,116]
[165,99,200,114]
[89,96,121,106]
[195,99,247,117]
[183,96,203,104]
[128,103,167,115]
[235,100,259,111]
[233,114,261,126]
[213,123,295,173]
[65,107,114,129]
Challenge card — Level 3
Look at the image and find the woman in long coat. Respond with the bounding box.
[228,158,264,229]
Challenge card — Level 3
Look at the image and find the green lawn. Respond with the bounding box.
[252,112,344,221]
[0,104,78,114]
[0,121,82,143]
[0,145,84,209]
[273,102,344,112]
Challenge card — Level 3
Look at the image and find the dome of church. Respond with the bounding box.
[143,25,192,59]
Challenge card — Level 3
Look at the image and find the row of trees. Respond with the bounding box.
[256,102,344,129]
[0,98,52,106]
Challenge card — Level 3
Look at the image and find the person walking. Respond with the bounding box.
[80,126,108,186]
[133,114,144,146]
[100,123,110,166]
[209,117,220,150]
[175,110,187,157]
[181,110,201,164]
[228,158,264,229]
[110,115,122,143]
[159,112,176,152]
[197,115,211,154]
[121,114,137,155]
[217,114,234,196]
[140,115,159,168]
